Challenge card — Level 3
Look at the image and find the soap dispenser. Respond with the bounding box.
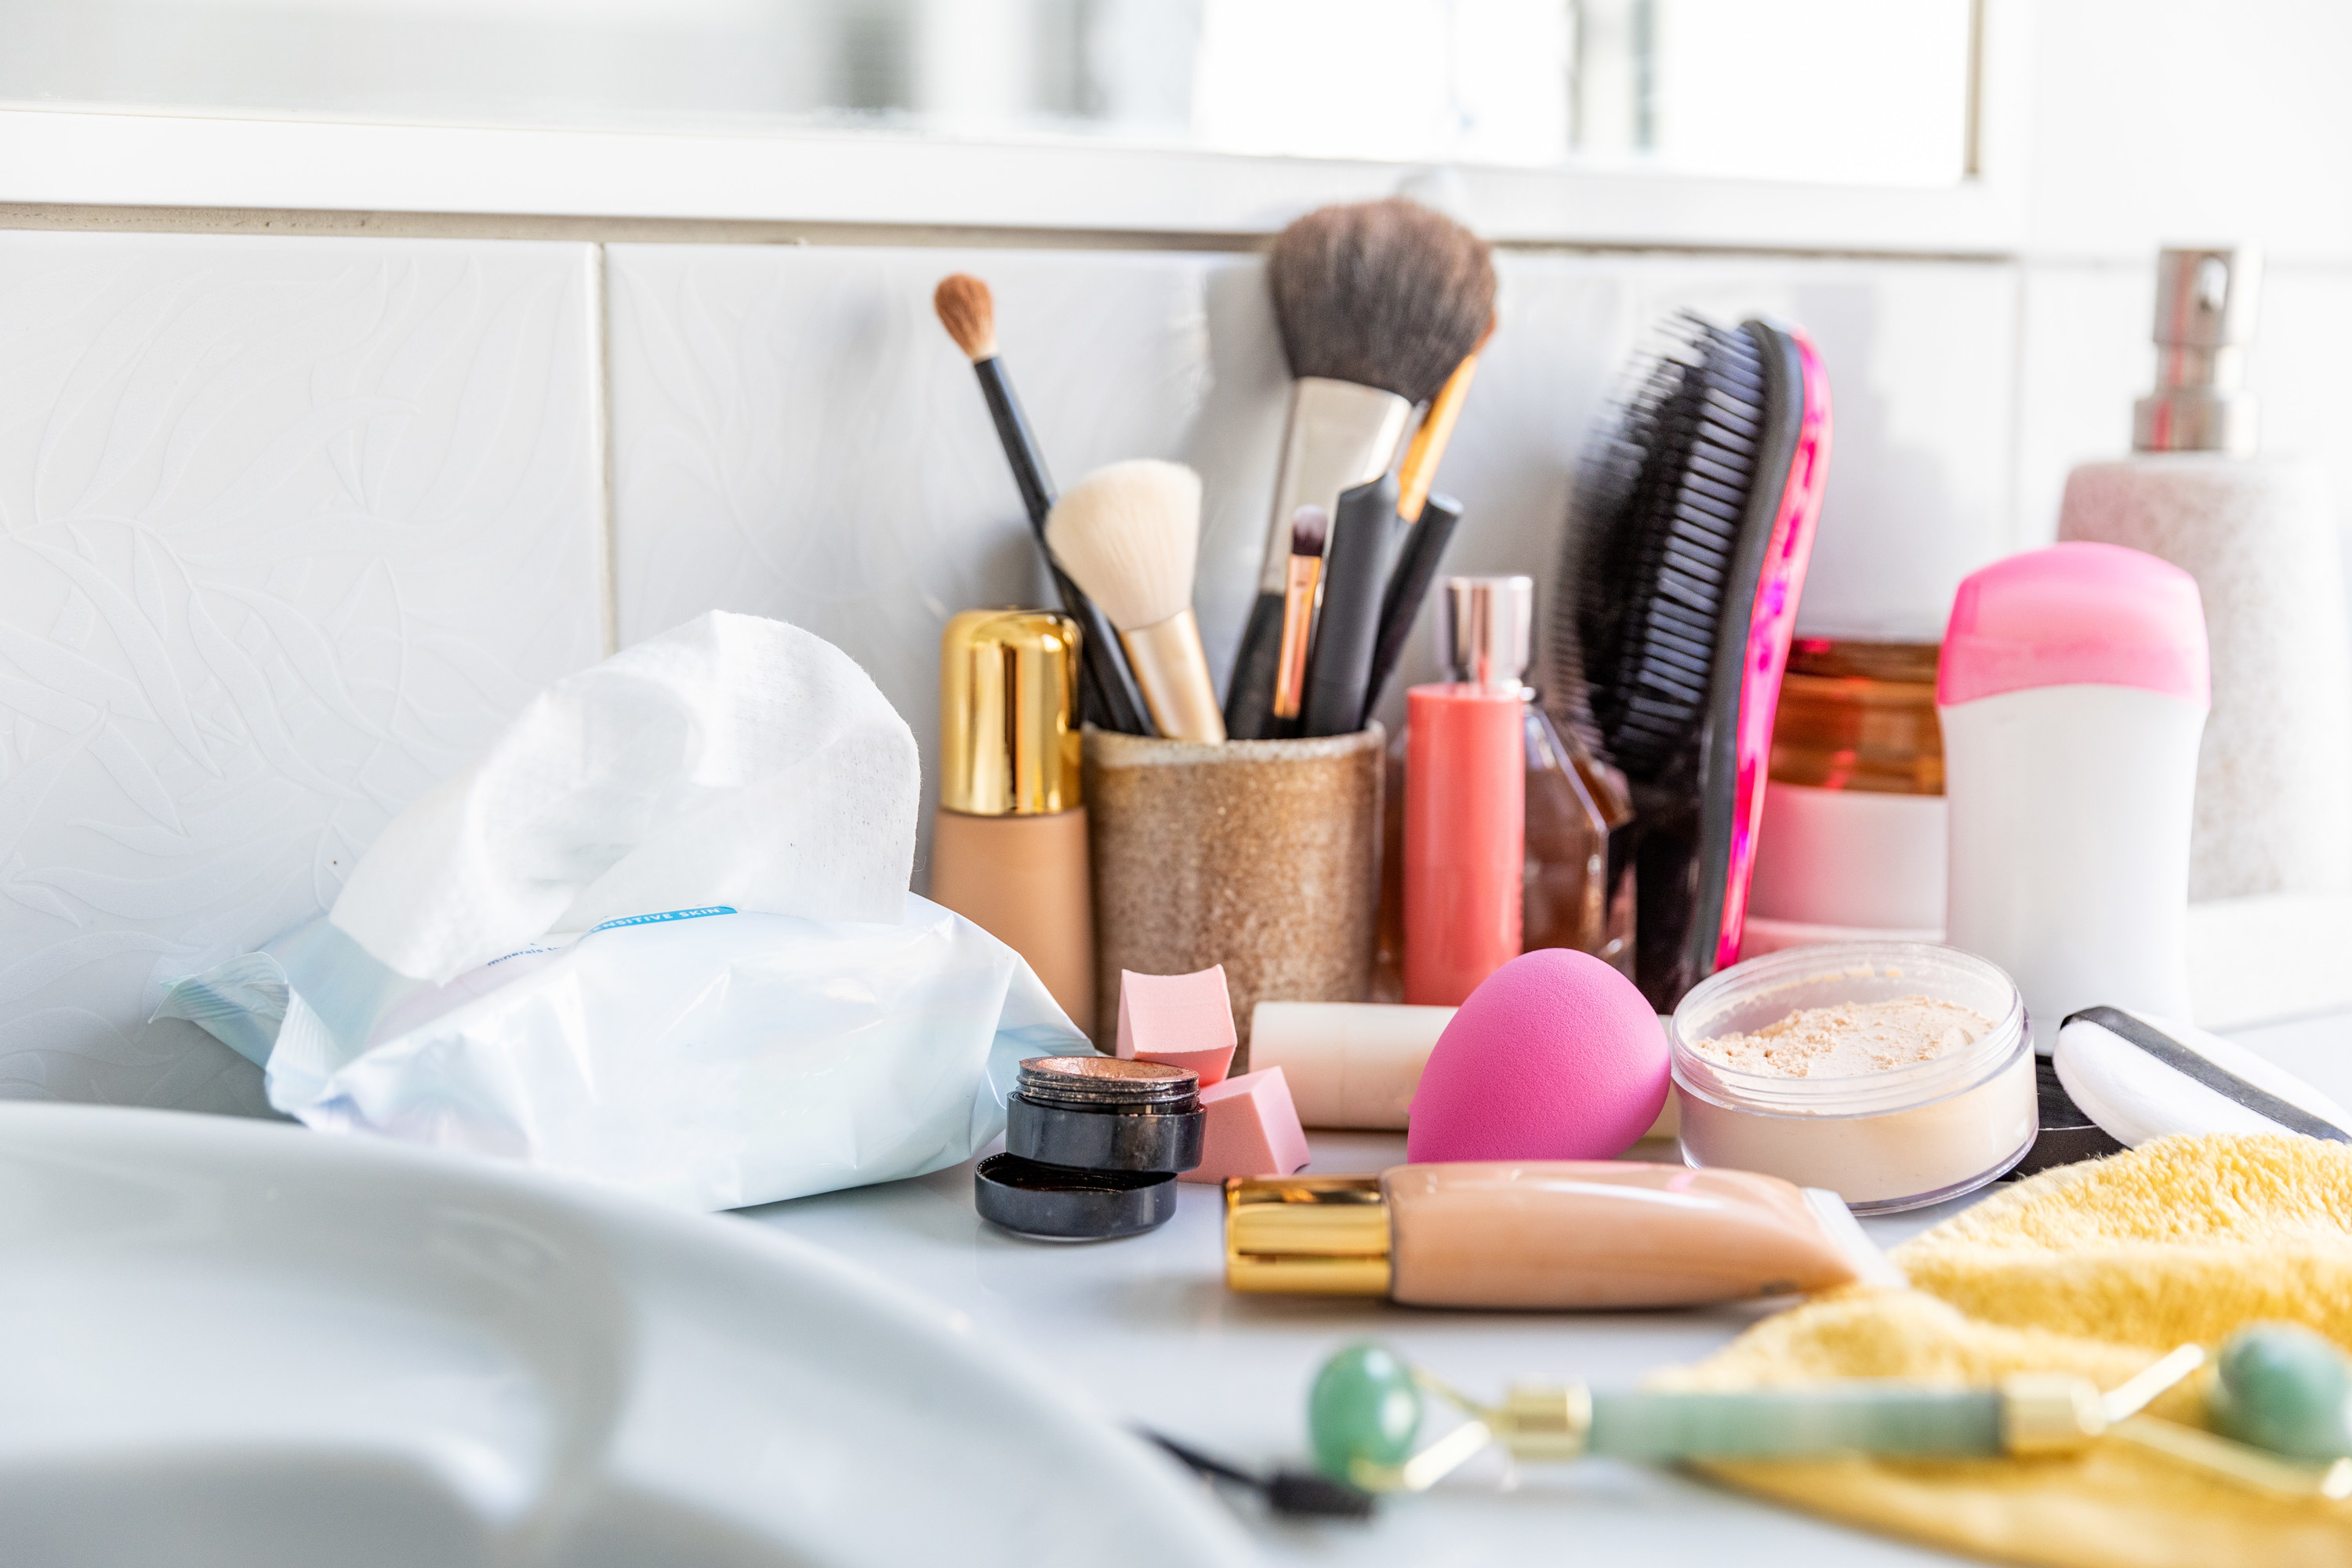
[2056,246,2352,902]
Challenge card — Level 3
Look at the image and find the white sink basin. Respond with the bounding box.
[0,1104,1251,1567]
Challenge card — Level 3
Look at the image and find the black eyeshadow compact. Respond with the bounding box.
[974,1056,1205,1240]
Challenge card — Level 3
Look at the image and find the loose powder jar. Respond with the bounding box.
[1668,942,2035,1212]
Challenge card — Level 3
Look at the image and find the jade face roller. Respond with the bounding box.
[1310,1325,2352,1501]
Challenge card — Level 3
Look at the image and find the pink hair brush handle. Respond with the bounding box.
[1715,325,1833,970]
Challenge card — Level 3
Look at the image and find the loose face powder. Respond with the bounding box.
[1669,945,2035,1214]
[1691,996,1993,1078]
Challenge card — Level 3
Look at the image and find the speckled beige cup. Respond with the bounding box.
[1085,725,1384,1064]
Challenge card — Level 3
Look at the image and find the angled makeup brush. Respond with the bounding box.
[1362,492,1463,721]
[1396,319,1494,524]
[933,274,1153,736]
[1271,504,1328,725]
[1047,460,1225,744]
[1359,321,1494,722]
[1223,198,1496,740]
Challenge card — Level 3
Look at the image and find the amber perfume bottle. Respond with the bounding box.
[1374,577,1635,999]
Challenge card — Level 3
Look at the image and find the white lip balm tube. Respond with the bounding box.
[1938,542,2210,1054]
[1248,1002,1456,1129]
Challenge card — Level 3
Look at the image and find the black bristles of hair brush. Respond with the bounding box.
[1224,198,1494,739]
[1548,312,1832,1010]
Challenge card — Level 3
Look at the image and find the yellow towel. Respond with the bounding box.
[1661,1134,2352,1567]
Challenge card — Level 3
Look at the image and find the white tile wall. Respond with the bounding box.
[0,232,605,1112]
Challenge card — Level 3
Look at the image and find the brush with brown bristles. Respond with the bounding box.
[934,273,1152,736]
[1224,198,1496,739]
[1047,460,1225,745]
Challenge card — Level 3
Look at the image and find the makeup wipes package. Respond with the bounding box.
[158,612,1088,1211]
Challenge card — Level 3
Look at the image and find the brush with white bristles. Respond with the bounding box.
[1046,459,1225,744]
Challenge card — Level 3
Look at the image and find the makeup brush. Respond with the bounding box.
[933,274,1153,736]
[1359,324,1491,722]
[1224,198,1497,740]
[1142,1428,1375,1521]
[1046,459,1226,744]
[1271,505,1329,725]
[1362,492,1463,721]
[1396,322,1493,524]
[1300,474,1406,738]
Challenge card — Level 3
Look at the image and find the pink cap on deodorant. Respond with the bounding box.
[1936,542,2209,708]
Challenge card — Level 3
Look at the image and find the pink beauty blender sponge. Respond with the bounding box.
[1405,949,1667,1163]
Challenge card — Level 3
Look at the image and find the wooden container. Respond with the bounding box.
[1085,725,1383,1065]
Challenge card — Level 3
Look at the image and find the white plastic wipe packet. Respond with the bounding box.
[157,611,1087,1211]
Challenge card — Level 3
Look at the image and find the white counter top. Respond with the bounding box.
[738,1011,2352,1566]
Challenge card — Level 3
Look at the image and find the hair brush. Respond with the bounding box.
[1550,313,1832,1008]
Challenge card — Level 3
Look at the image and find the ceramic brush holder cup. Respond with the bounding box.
[1085,726,1384,1064]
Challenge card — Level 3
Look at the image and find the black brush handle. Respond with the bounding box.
[974,354,1054,529]
[1140,1429,1375,1521]
[1224,592,1287,740]
[972,356,1154,736]
[1054,563,1152,736]
[1360,492,1462,727]
[1301,474,1404,738]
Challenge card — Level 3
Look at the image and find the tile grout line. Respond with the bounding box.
[0,201,2024,266]
[2004,261,2033,552]
[590,241,620,658]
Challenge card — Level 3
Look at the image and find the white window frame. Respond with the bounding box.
[0,0,2026,253]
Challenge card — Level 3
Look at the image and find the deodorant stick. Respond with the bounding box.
[1939,543,2209,1052]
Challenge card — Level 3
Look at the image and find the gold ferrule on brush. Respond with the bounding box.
[1120,608,1225,745]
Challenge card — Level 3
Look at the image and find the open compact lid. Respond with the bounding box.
[2055,1006,2352,1148]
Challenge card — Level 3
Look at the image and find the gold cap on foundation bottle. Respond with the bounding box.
[939,608,1083,816]
[1223,1176,1392,1297]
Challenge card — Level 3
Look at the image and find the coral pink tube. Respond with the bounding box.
[1403,684,1525,1004]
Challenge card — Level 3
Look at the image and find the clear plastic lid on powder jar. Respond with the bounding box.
[1669,942,2037,1214]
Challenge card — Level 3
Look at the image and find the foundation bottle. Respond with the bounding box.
[930,608,1094,1029]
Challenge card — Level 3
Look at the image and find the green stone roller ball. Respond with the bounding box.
[2210,1323,2352,1462]
[1309,1343,1424,1481]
